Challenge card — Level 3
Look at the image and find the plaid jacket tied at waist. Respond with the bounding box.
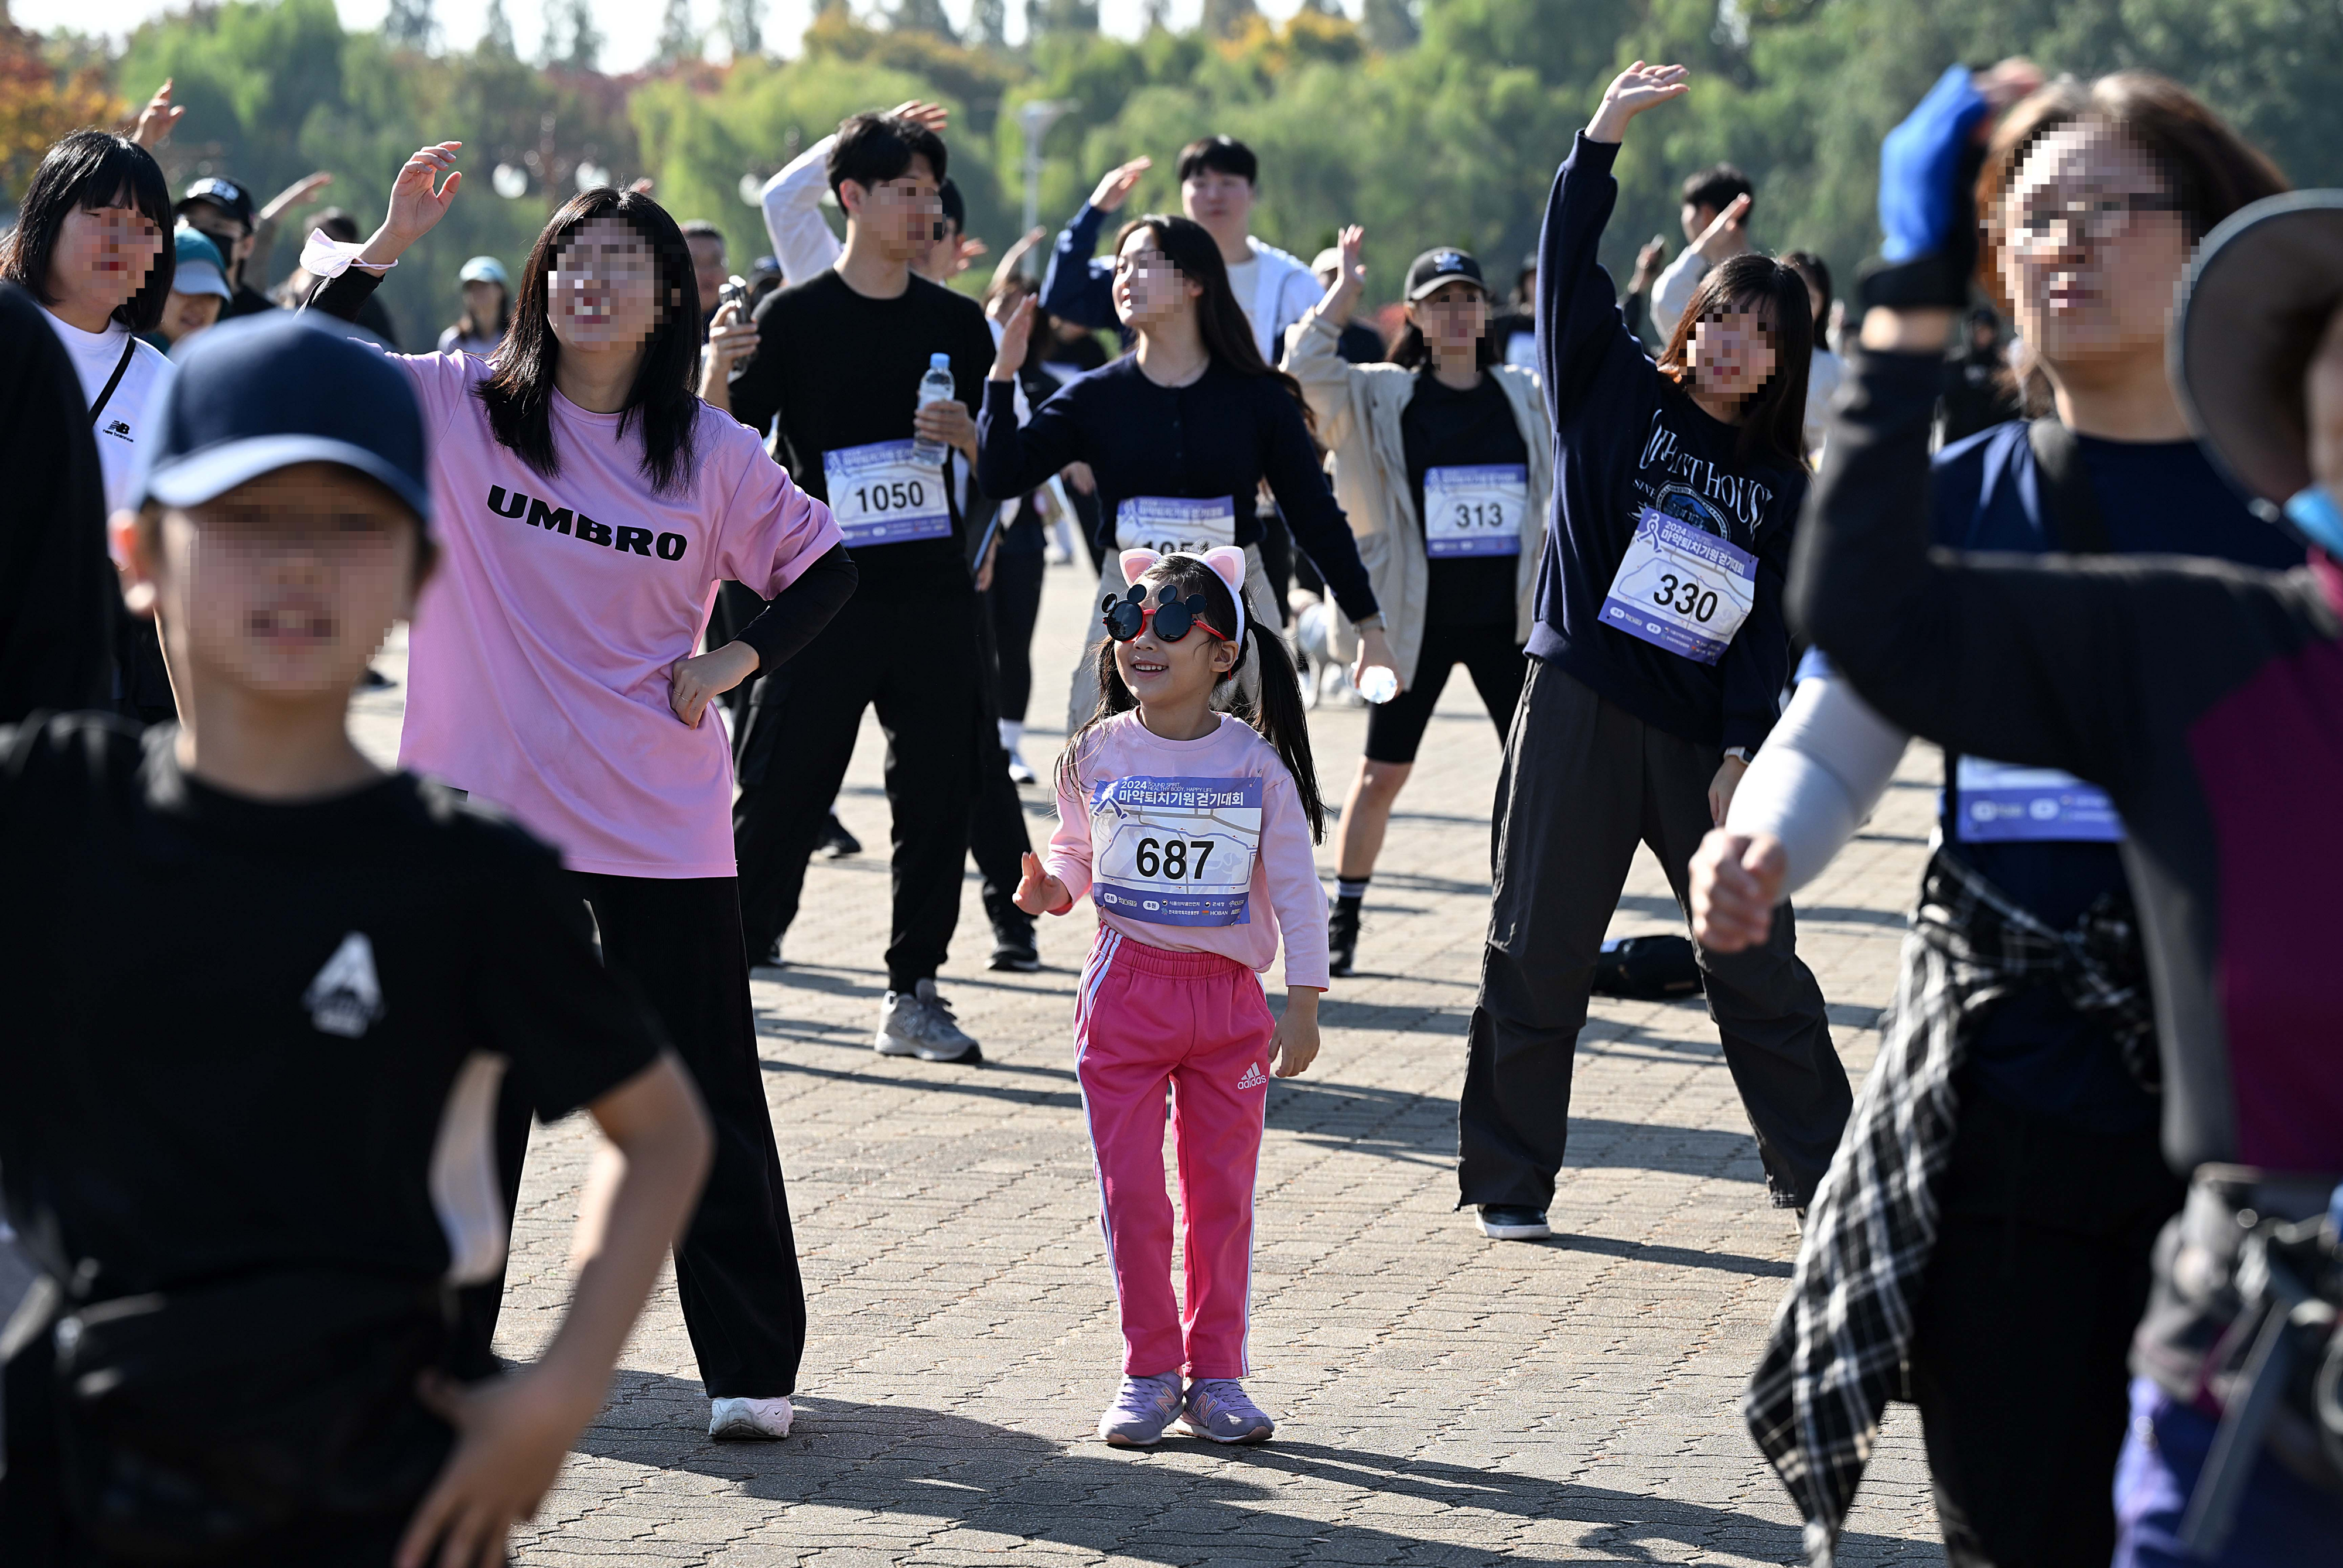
[1741,845,2154,1565]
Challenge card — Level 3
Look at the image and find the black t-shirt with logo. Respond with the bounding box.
[0,715,663,1302]
[1402,368,1529,628]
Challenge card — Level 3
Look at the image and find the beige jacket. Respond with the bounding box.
[1282,305,1553,686]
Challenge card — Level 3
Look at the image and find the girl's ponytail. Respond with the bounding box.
[1237,618,1325,843]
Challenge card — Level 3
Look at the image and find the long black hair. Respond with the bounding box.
[1654,252,1813,472]
[475,187,702,496]
[1115,213,1313,431]
[1063,554,1326,842]
[0,130,175,332]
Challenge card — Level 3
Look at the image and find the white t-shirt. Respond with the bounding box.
[1224,254,1262,329]
[42,306,175,515]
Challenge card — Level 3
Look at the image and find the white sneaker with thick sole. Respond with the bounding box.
[709,1395,794,1440]
[873,979,982,1063]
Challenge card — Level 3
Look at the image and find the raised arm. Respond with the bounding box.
[1280,225,1372,452]
[760,134,841,287]
[1039,159,1147,332]
[1540,63,1688,421]
[976,298,1088,497]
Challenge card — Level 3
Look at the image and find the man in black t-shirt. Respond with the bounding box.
[726,111,999,1065]
[0,315,712,1567]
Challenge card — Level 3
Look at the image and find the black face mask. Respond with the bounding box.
[1101,582,1227,644]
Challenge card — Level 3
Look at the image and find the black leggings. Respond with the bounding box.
[988,546,1046,725]
[1364,621,1526,764]
[457,872,805,1399]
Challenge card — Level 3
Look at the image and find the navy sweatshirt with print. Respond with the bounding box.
[1529,134,1806,752]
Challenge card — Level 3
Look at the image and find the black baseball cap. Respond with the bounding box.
[177,176,255,233]
[1405,247,1487,302]
[2174,190,2343,510]
[129,312,433,527]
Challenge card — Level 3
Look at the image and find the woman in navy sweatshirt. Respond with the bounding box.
[1458,62,1849,1242]
[978,213,1395,733]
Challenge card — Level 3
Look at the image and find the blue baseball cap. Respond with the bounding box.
[129,311,432,527]
[170,225,233,300]
[457,254,508,286]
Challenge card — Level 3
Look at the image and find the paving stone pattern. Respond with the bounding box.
[349,556,1948,1566]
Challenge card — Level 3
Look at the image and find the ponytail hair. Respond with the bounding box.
[1061,552,1326,843]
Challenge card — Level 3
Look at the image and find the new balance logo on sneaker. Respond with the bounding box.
[1236,1062,1266,1091]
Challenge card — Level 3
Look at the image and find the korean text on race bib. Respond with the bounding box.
[1423,464,1526,558]
[1088,775,1262,928]
[822,440,952,547]
[1115,496,1237,557]
[1953,757,2126,844]
[1599,507,1758,666]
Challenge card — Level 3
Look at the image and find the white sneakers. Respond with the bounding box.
[708,1395,794,1441]
[874,979,983,1064]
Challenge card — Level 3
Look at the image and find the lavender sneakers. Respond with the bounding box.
[1177,1378,1276,1444]
[1097,1372,1184,1447]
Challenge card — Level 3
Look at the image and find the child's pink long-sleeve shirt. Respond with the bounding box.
[1047,712,1329,989]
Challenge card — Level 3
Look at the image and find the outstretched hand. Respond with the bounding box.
[381,142,464,252]
[131,80,184,149]
[991,295,1037,380]
[886,99,951,136]
[1089,157,1153,215]
[1587,62,1689,144]
[393,1369,588,1568]
[1013,852,1070,917]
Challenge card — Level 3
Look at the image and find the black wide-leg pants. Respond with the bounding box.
[1458,661,1852,1212]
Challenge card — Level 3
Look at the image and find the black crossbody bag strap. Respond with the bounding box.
[89,337,138,426]
[2027,414,2115,555]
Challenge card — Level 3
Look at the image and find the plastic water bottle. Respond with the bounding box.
[910,353,955,466]
[1358,666,1399,705]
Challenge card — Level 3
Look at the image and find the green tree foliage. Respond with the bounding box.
[96,0,2343,343]
[889,0,959,42]
[655,0,701,65]
[382,0,435,52]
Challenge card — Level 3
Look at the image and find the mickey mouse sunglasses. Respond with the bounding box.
[1101,582,1232,644]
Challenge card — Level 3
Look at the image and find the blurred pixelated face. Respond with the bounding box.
[915,216,962,283]
[846,153,941,264]
[1689,302,1779,403]
[1112,233,1200,330]
[153,464,416,699]
[686,233,727,312]
[549,216,665,351]
[53,200,164,316]
[1409,279,1488,356]
[2000,121,2189,365]
[179,201,254,264]
[159,289,223,346]
[460,278,504,327]
[1180,166,1254,237]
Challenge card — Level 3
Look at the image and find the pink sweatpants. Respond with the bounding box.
[1074,928,1275,1379]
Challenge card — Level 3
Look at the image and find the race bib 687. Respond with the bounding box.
[1088,774,1262,927]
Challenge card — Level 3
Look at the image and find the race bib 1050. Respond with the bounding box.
[1953,757,2125,844]
[1115,496,1237,557]
[1422,464,1526,558]
[1088,774,1262,927]
[1599,507,1758,666]
[822,440,951,546]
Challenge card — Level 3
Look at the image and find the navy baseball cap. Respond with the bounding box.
[177,176,255,232]
[1405,247,1487,302]
[129,312,432,527]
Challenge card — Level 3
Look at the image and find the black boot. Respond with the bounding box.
[1328,899,1360,977]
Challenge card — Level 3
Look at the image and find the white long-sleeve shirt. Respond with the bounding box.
[1723,668,1911,900]
[1649,245,1708,346]
[760,134,843,288]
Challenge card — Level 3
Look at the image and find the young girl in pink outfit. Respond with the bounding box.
[1014,545,1328,1447]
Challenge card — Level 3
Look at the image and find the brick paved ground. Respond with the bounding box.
[329,553,1949,1566]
